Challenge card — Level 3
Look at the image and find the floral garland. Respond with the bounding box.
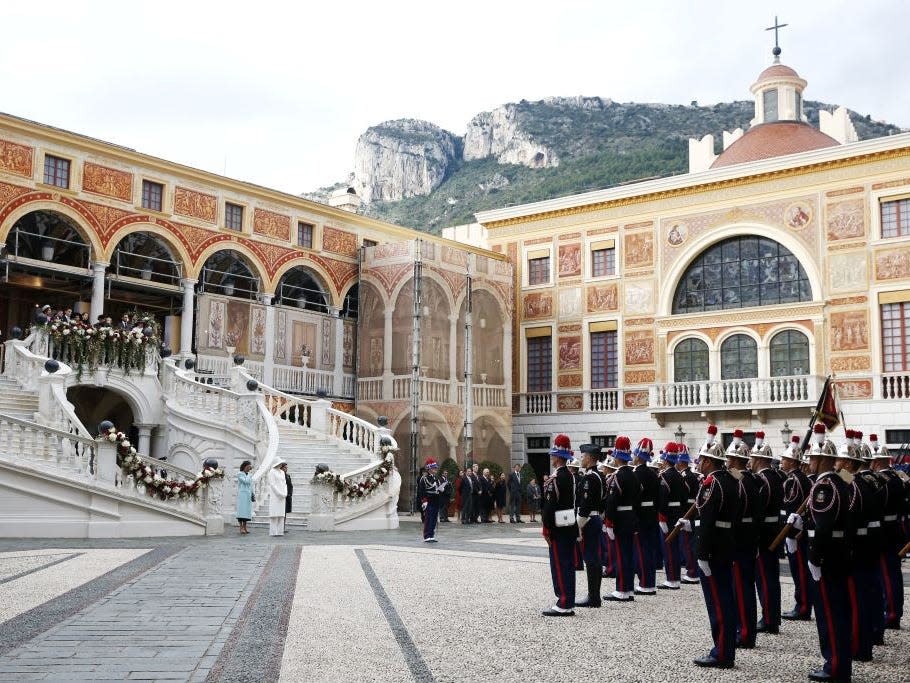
[311,443,396,499]
[39,313,161,378]
[100,426,223,501]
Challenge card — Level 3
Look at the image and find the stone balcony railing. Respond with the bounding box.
[357,375,509,408]
[513,389,622,415]
[649,375,824,412]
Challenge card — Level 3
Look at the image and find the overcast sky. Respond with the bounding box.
[2,1,906,194]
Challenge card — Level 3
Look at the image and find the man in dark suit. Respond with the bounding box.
[459,468,474,524]
[471,464,482,523]
[438,471,452,522]
[508,464,523,522]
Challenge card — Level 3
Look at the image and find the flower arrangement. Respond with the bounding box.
[39,311,161,378]
[99,425,223,501]
[311,442,396,499]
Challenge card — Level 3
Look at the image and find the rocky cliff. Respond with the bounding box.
[463,104,559,168]
[351,119,458,203]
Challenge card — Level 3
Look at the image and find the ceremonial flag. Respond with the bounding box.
[815,376,844,431]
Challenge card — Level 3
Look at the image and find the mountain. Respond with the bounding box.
[305,98,903,232]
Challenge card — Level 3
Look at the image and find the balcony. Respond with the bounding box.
[650,375,824,413]
[356,375,510,409]
[881,372,910,400]
[514,389,621,416]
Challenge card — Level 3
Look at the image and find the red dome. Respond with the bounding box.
[711,122,839,168]
[756,63,800,81]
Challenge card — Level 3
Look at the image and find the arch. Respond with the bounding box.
[672,336,710,383]
[720,333,759,380]
[196,247,263,299]
[102,222,193,275]
[0,199,104,259]
[274,264,330,312]
[660,224,822,317]
[340,282,359,319]
[269,257,341,308]
[107,229,187,286]
[191,241,270,286]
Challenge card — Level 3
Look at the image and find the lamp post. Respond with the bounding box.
[780,421,792,447]
[674,424,686,441]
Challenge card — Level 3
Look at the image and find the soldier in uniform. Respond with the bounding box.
[780,434,813,620]
[575,443,605,607]
[657,441,687,590]
[599,453,617,580]
[417,459,441,543]
[868,433,905,630]
[798,424,854,683]
[632,438,659,596]
[750,430,784,635]
[567,457,585,571]
[541,434,578,617]
[726,429,762,648]
[679,440,740,669]
[603,435,641,602]
[837,439,885,660]
[677,438,703,584]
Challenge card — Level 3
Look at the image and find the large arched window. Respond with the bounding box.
[721,334,758,379]
[672,236,812,314]
[769,330,809,376]
[674,338,709,382]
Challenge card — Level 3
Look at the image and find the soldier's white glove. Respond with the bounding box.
[697,560,712,577]
[605,526,616,541]
[787,513,803,530]
[577,515,589,530]
[785,537,797,555]
[675,518,692,533]
[421,501,427,512]
[808,561,822,581]
[659,521,669,534]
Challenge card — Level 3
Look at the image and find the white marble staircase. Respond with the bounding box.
[0,375,40,421]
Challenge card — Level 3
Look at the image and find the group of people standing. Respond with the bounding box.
[541,426,908,683]
[454,464,542,524]
[234,459,293,536]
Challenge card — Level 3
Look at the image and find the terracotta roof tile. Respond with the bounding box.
[711,122,839,168]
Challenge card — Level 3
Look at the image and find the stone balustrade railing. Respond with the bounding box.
[650,375,823,411]
[0,412,96,477]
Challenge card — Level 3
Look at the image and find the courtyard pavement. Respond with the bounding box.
[0,519,907,682]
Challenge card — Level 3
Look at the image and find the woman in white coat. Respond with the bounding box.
[268,458,288,536]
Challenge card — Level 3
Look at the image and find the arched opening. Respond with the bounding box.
[66,386,136,445]
[472,289,505,385]
[2,210,95,335]
[672,236,812,314]
[770,329,810,376]
[199,249,260,299]
[357,282,385,377]
[674,338,709,382]
[720,334,758,380]
[275,265,328,312]
[473,414,509,470]
[105,231,185,320]
[341,283,359,319]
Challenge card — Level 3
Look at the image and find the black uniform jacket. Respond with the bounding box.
[605,465,641,535]
[807,471,853,575]
[658,467,688,525]
[694,468,740,563]
[542,466,579,540]
[577,468,604,519]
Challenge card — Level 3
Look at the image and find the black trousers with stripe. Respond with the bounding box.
[812,572,852,680]
[700,560,737,664]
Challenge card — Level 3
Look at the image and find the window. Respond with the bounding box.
[527,436,550,451]
[674,338,709,382]
[720,334,758,380]
[363,239,378,248]
[769,330,809,376]
[141,180,164,211]
[881,198,910,239]
[592,246,616,277]
[763,89,778,122]
[528,256,550,285]
[884,429,910,445]
[526,335,552,392]
[225,203,243,231]
[591,435,616,450]
[590,330,618,388]
[43,155,70,188]
[722,431,756,450]
[297,221,314,248]
[672,236,812,314]
[882,302,910,372]
[794,92,802,119]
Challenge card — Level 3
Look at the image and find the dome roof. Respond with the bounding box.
[711,121,839,169]
[756,63,800,81]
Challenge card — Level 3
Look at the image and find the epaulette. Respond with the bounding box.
[729,468,744,481]
[838,470,854,484]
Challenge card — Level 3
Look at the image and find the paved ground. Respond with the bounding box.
[0,518,907,682]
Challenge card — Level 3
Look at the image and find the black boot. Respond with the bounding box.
[575,565,602,607]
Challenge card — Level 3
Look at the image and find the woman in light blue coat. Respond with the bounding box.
[236,460,254,534]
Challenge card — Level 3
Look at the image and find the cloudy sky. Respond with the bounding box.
[2,1,905,194]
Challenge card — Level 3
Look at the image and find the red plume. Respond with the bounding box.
[707,425,718,435]
[554,434,571,450]
[791,435,800,443]
[813,423,826,434]
[615,435,631,451]
[733,429,744,439]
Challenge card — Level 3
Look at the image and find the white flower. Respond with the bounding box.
[162,486,171,494]
[144,476,153,484]
[130,447,136,455]
[107,434,118,442]
[121,440,130,448]
[62,328,70,335]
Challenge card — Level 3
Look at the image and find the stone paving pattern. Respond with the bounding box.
[0,520,907,682]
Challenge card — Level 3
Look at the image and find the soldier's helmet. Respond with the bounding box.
[780,435,804,463]
[806,439,838,458]
[868,434,891,460]
[698,441,727,462]
[566,457,581,469]
[750,430,776,460]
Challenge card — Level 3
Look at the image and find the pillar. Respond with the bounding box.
[180,278,197,356]
[89,262,108,322]
[331,307,345,397]
[136,424,153,457]
[448,314,458,397]
[382,305,394,397]
[261,293,275,386]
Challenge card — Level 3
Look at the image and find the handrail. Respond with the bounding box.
[133,451,199,481]
[251,394,280,488]
[0,411,95,444]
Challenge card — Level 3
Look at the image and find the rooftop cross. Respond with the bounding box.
[765,15,788,61]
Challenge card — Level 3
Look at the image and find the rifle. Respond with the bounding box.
[665,502,697,543]
[769,496,809,552]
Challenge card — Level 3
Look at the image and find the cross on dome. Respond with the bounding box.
[765,15,788,62]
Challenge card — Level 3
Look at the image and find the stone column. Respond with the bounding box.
[89,262,109,322]
[502,321,512,404]
[382,305,394,398]
[331,307,345,398]
[180,279,197,356]
[260,293,275,386]
[448,314,458,400]
[136,424,153,457]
